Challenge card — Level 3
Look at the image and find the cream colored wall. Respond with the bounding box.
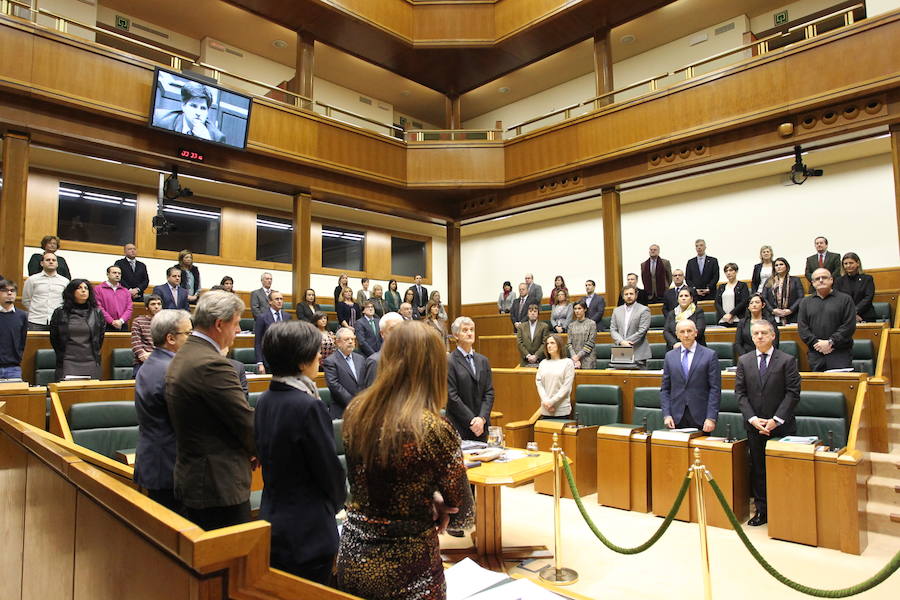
[460,152,898,304]
[96,6,201,55]
[749,0,842,32]
[865,0,900,16]
[38,0,97,41]
[201,37,294,97]
[313,78,396,136]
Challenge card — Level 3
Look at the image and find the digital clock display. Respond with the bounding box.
[178,148,205,162]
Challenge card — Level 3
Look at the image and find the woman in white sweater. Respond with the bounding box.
[535,334,575,419]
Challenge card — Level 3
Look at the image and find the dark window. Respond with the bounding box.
[156,200,221,256]
[391,236,426,278]
[321,225,365,272]
[257,215,293,263]
[57,182,136,246]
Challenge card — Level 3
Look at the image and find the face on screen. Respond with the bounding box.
[183,98,210,128]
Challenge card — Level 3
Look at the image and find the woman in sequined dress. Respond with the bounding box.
[336,320,474,600]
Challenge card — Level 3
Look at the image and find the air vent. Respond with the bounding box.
[132,22,169,39]
[225,48,243,57]
[715,22,735,35]
[359,96,372,105]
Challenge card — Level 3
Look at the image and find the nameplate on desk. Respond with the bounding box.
[651,429,703,442]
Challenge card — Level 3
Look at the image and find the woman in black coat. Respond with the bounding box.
[49,279,106,381]
[28,235,72,280]
[763,257,804,325]
[663,287,707,350]
[336,286,361,328]
[176,249,201,304]
[254,320,346,584]
[734,293,780,356]
[714,262,750,327]
[295,288,320,324]
[834,252,877,322]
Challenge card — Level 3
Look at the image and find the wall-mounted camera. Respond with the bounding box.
[789,145,824,185]
[154,167,193,235]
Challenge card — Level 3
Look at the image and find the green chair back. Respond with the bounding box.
[574,384,622,426]
[68,401,139,459]
[632,387,665,431]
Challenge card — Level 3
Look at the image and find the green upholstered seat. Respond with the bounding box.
[872,302,890,323]
[318,303,335,312]
[68,401,139,459]
[595,359,611,369]
[601,316,611,330]
[649,314,665,329]
[318,387,332,410]
[632,387,665,431]
[239,318,255,332]
[594,344,613,359]
[852,339,874,375]
[111,348,134,380]
[703,312,718,326]
[282,302,293,310]
[248,391,263,409]
[779,340,798,358]
[707,342,734,361]
[540,304,552,312]
[646,359,665,370]
[327,320,339,333]
[650,343,667,359]
[710,390,746,440]
[795,391,847,448]
[232,347,258,373]
[575,384,622,426]
[34,349,56,386]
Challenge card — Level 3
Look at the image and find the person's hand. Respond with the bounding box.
[130,288,139,298]
[723,314,734,324]
[702,419,716,433]
[188,295,198,303]
[431,491,459,534]
[572,359,581,369]
[249,456,260,471]
[257,363,266,375]
[763,419,778,434]
[813,339,833,354]
[620,340,634,347]
[526,354,536,363]
[664,416,675,429]
[139,351,150,362]
[856,314,863,322]
[749,417,768,433]
[514,322,522,330]
[190,120,212,139]
[470,416,485,437]
[542,400,554,412]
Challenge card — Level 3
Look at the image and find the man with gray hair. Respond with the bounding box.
[447,316,494,442]
[322,326,368,418]
[399,301,414,321]
[134,309,192,513]
[166,291,255,530]
[250,272,273,319]
[363,311,403,386]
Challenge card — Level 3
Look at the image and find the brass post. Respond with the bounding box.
[539,433,578,585]
[691,447,713,600]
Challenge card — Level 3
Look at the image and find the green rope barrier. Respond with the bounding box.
[561,455,690,554]
[706,476,900,597]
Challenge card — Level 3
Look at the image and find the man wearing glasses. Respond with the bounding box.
[797,268,856,371]
[0,280,28,380]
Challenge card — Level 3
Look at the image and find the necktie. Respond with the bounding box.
[371,318,377,336]
[466,353,476,377]
[345,354,357,380]
[818,254,824,267]
[681,348,690,379]
[759,352,768,380]
[275,311,281,322]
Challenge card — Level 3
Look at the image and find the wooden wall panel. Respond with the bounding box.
[23,171,58,248]
[314,121,406,185]
[493,0,577,38]
[22,456,76,600]
[0,19,35,93]
[247,102,319,165]
[407,145,504,186]
[0,429,27,600]
[220,205,257,264]
[1,133,29,284]
[364,229,392,281]
[413,5,495,41]
[328,0,414,38]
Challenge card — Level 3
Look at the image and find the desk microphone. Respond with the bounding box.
[642,416,648,433]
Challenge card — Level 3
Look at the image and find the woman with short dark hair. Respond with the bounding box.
[50,279,106,381]
[834,252,877,322]
[255,320,346,584]
[296,288,320,323]
[28,235,71,280]
[715,262,749,326]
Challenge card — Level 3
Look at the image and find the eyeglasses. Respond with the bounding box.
[174,330,193,336]
[812,276,831,281]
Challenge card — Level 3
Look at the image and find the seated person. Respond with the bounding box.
[617,273,649,306]
[714,263,750,327]
[833,252,876,322]
[155,81,226,142]
[734,293,780,356]
[663,269,696,315]
[664,288,707,351]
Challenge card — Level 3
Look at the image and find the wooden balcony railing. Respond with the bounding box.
[404,129,502,142]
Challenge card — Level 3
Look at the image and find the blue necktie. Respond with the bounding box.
[345,354,357,381]
[681,348,690,379]
[466,353,476,377]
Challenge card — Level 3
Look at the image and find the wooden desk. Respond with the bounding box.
[534,422,597,498]
[0,383,47,429]
[766,440,820,546]
[650,430,703,521]
[442,450,556,571]
[689,437,749,529]
[596,425,651,512]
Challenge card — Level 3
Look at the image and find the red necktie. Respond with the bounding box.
[818,254,824,267]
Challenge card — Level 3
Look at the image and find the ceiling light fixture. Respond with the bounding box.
[620,34,636,44]
[272,39,288,49]
[498,86,510,94]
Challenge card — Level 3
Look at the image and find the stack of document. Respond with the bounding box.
[779,435,819,444]
[445,558,568,600]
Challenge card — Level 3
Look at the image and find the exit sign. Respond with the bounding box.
[115,15,130,31]
[774,10,788,26]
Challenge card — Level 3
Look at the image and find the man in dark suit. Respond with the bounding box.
[641,244,672,304]
[255,290,291,374]
[354,301,382,357]
[735,319,801,526]
[363,311,403,386]
[249,272,273,319]
[804,236,841,285]
[509,282,531,333]
[165,291,255,530]
[663,269,697,315]
[114,243,149,302]
[322,327,368,418]
[409,274,428,320]
[134,308,192,513]
[153,267,190,310]
[660,319,721,432]
[583,279,606,331]
[617,273,649,306]
[447,316,494,442]
[516,304,550,366]
[524,273,543,308]
[685,238,719,298]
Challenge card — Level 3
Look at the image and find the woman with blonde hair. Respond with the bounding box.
[751,245,775,293]
[336,321,474,600]
[333,273,349,304]
[336,286,361,328]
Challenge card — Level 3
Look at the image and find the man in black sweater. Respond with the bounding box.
[0,279,29,380]
[798,268,856,371]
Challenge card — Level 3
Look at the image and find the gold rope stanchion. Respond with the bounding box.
[539,433,578,585]
[691,447,713,600]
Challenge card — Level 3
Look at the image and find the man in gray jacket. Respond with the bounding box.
[610,285,651,369]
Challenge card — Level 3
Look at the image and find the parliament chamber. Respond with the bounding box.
[2,0,900,599]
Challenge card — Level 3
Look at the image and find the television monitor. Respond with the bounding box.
[149,68,252,150]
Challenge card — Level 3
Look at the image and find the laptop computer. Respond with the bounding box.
[609,345,640,369]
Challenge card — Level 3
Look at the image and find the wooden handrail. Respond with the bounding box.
[196,61,312,104]
[507,101,582,131]
[786,3,863,33]
[405,129,503,142]
[845,378,867,452]
[672,32,783,75]
[3,0,33,12]
[314,101,403,133]
[875,322,889,379]
[585,72,670,103]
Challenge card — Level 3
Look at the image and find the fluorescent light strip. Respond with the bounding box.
[163,206,220,220]
[256,220,293,230]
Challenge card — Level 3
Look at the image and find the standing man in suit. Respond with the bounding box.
[134,308,192,513]
[516,304,550,366]
[641,244,673,304]
[409,274,428,320]
[663,269,697,315]
[583,279,606,331]
[509,283,530,332]
[250,272,273,319]
[447,316,494,442]
[735,319,801,526]
[255,290,291,374]
[354,301,382,357]
[660,319,721,432]
[798,268,857,371]
[114,243,149,302]
[617,273,649,306]
[363,311,403,386]
[322,327,368,418]
[610,285,652,369]
[804,236,841,285]
[524,273,543,308]
[685,239,719,299]
[166,291,255,530]
[153,267,190,310]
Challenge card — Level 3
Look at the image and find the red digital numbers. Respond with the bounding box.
[178,149,205,162]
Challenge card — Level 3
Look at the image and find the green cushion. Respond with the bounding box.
[632,387,664,430]
[795,391,847,448]
[719,389,739,413]
[282,302,293,310]
[35,369,55,386]
[717,359,734,370]
[72,428,140,459]
[601,316,611,330]
[319,304,335,312]
[872,302,890,322]
[239,318,255,332]
[710,390,746,440]
[595,359,610,369]
[111,348,133,367]
[594,344,613,359]
[851,339,873,360]
[248,391,263,409]
[35,349,56,369]
[646,358,664,370]
[649,314,665,329]
[232,347,256,363]
[707,342,734,361]
[327,321,339,333]
[650,343,667,359]
[575,384,622,426]
[540,304,552,312]
[703,312,717,326]
[112,367,134,380]
[853,360,874,376]
[68,401,139,459]
[318,387,332,408]
[779,341,798,358]
[633,387,660,408]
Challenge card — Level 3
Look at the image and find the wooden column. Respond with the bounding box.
[0,132,29,283]
[292,193,312,299]
[447,220,462,322]
[593,29,614,107]
[601,186,623,304]
[891,124,900,257]
[445,95,461,130]
[289,31,315,108]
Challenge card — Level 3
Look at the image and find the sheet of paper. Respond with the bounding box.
[445,558,510,600]
[466,577,566,600]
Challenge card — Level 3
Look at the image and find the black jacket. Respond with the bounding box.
[714,281,751,324]
[49,305,105,369]
[833,273,876,322]
[28,252,71,281]
[114,257,150,300]
[178,264,201,297]
[663,309,707,351]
